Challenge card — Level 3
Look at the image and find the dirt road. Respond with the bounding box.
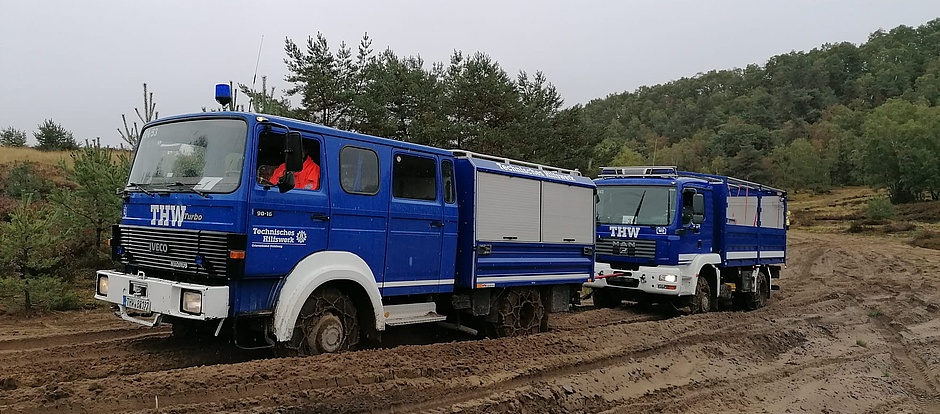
[0,232,938,413]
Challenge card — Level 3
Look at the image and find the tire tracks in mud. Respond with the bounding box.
[2,232,939,413]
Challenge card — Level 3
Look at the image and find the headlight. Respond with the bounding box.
[659,274,678,283]
[97,275,109,295]
[181,290,203,314]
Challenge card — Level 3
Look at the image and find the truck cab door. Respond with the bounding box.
[678,188,713,259]
[384,152,444,295]
[246,131,329,276]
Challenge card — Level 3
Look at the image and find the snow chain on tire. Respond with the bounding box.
[278,287,359,356]
[494,287,545,337]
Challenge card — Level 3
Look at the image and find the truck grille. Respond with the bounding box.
[596,238,657,259]
[116,225,234,280]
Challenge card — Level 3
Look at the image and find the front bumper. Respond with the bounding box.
[94,270,229,326]
[584,263,691,296]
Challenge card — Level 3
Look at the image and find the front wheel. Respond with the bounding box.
[277,287,359,356]
[689,276,711,314]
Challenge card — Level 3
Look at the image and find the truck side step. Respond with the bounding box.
[384,302,448,326]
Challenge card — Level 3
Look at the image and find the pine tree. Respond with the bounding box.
[0,196,63,312]
[34,119,78,151]
[0,127,27,147]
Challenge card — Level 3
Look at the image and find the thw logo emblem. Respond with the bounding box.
[150,205,188,227]
[609,226,641,238]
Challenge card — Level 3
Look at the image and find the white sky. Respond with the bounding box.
[1,1,938,147]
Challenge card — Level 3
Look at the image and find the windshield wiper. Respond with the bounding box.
[632,190,647,225]
[125,182,155,196]
[168,182,209,198]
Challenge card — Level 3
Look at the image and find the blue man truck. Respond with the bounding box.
[94,88,595,355]
[584,166,787,312]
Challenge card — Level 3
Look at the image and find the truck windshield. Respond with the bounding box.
[596,185,677,226]
[128,119,247,194]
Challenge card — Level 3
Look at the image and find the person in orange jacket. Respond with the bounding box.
[269,146,320,190]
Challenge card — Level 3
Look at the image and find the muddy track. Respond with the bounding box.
[0,232,938,413]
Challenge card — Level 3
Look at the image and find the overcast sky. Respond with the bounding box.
[1,1,938,147]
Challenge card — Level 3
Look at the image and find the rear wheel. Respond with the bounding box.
[277,287,359,356]
[493,287,545,337]
[592,288,621,309]
[743,270,771,310]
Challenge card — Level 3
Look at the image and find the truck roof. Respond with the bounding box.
[596,166,786,195]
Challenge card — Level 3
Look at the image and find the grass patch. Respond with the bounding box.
[867,309,883,318]
[0,147,73,167]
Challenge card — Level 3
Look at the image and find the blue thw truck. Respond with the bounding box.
[584,166,787,312]
[94,87,595,355]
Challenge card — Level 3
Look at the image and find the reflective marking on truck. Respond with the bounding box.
[477,273,590,283]
[678,254,698,263]
[726,250,785,259]
[383,279,456,288]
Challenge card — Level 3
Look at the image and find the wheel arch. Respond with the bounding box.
[272,251,384,342]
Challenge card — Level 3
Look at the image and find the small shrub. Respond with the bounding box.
[910,230,940,250]
[846,222,871,233]
[883,222,916,233]
[3,161,50,200]
[867,197,896,221]
[855,339,868,348]
[867,309,883,318]
[0,277,81,313]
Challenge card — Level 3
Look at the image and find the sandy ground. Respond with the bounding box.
[0,232,938,413]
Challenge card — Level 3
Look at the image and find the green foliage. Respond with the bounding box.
[860,100,940,203]
[0,196,65,312]
[867,196,896,220]
[273,32,595,173]
[609,146,646,166]
[0,277,81,312]
[51,138,128,248]
[0,126,27,147]
[3,161,51,200]
[34,119,78,151]
[770,138,831,191]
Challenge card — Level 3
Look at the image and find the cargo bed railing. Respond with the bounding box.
[452,150,582,176]
[597,165,785,195]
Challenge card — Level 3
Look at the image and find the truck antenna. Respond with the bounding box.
[248,35,264,113]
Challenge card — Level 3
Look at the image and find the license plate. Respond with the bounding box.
[124,296,151,312]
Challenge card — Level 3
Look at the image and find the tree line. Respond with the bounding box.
[580,18,940,202]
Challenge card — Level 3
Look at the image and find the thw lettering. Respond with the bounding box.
[150,205,188,227]
[609,226,640,238]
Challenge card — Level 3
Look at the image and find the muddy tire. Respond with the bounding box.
[592,288,621,309]
[493,287,545,337]
[743,270,771,311]
[276,287,359,357]
[690,276,711,314]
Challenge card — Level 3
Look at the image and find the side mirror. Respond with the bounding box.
[692,193,705,224]
[284,132,304,172]
[277,171,295,193]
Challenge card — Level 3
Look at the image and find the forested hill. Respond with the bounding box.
[581,18,940,202]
